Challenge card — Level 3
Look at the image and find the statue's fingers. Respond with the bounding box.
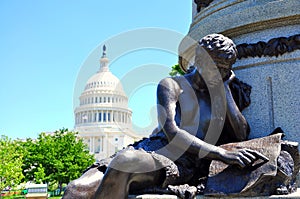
[229,70,236,81]
[245,149,269,162]
[241,150,256,161]
[236,157,246,168]
[239,154,252,165]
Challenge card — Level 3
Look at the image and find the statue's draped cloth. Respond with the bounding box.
[206,133,284,196]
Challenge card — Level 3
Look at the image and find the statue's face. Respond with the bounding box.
[195,46,232,83]
[196,64,222,86]
[215,61,232,80]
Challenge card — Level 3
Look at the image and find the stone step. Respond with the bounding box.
[129,188,300,199]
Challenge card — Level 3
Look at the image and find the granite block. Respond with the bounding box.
[129,188,300,199]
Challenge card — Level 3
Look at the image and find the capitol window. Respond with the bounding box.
[95,138,101,153]
[98,113,102,122]
[95,145,100,153]
[103,113,106,122]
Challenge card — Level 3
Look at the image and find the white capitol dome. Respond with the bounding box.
[74,46,139,160]
[83,62,125,96]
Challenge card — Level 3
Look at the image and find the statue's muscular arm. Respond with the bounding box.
[224,72,249,141]
[157,77,268,168]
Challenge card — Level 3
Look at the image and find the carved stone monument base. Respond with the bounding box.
[129,188,300,199]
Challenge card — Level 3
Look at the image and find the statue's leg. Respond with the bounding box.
[94,149,165,199]
[63,166,104,199]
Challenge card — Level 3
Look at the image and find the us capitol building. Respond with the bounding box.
[74,46,140,160]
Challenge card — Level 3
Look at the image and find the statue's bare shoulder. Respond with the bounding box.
[157,77,183,102]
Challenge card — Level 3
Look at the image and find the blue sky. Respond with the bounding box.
[0,1,192,139]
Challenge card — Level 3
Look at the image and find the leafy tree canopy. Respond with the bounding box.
[0,135,24,194]
[21,128,95,193]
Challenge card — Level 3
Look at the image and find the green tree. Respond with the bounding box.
[19,138,38,182]
[34,164,46,184]
[49,129,95,194]
[22,129,94,194]
[169,64,185,76]
[0,136,24,197]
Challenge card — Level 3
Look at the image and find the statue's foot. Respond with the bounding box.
[276,185,289,195]
[168,184,197,199]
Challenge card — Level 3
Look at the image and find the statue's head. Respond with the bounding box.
[195,34,237,80]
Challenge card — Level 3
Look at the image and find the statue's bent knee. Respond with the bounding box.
[109,149,152,173]
[63,167,103,199]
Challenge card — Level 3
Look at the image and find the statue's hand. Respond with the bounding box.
[219,148,269,168]
[224,70,235,86]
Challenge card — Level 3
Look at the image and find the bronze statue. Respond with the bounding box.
[63,34,298,199]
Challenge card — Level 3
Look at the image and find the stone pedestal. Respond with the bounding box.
[183,0,300,142]
[129,188,300,198]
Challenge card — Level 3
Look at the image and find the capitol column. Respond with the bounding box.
[106,110,109,123]
[111,110,114,122]
[95,111,99,122]
[92,137,95,153]
[89,137,92,152]
[104,133,108,157]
